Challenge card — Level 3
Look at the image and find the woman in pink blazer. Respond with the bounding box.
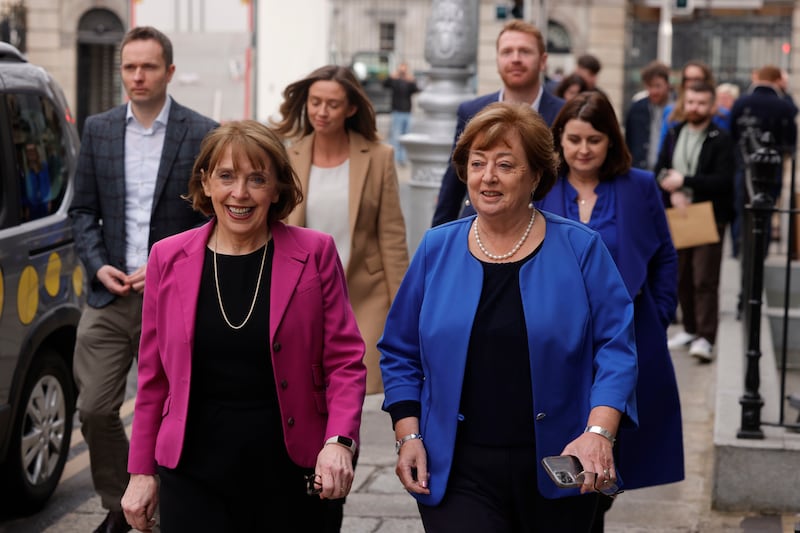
[121,121,366,532]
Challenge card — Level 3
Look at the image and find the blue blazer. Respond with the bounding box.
[69,99,218,308]
[379,212,638,504]
[537,169,684,488]
[430,90,565,226]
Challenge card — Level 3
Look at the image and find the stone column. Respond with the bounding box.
[399,0,479,254]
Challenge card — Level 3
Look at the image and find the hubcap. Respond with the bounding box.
[20,375,66,485]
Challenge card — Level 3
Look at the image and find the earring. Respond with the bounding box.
[528,190,536,209]
[465,198,471,207]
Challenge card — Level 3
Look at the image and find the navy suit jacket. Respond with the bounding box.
[69,99,218,308]
[625,97,657,170]
[730,85,798,154]
[537,170,684,488]
[430,90,565,226]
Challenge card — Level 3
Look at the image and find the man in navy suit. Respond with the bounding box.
[431,20,565,226]
[69,26,217,533]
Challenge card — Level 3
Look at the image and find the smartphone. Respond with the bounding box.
[541,455,622,497]
[541,455,584,488]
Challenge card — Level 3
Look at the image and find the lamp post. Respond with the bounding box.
[399,0,479,253]
[738,132,782,439]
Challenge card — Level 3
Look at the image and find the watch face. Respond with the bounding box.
[338,436,354,447]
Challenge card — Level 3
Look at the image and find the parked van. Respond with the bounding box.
[0,42,84,513]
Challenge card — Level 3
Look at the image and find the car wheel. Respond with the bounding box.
[3,349,74,514]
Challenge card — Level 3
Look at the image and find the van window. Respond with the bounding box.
[6,93,68,222]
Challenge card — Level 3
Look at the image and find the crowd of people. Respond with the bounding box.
[61,18,795,533]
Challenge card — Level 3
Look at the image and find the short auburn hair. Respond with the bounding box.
[452,102,558,200]
[184,121,303,223]
[496,20,546,55]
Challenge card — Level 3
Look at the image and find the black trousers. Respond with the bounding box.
[157,462,343,532]
[418,442,599,533]
[156,400,343,532]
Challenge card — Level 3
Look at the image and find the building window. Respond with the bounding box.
[379,22,395,52]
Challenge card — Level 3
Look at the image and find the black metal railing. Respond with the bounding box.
[738,130,800,437]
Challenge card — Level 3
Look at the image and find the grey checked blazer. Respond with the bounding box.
[69,99,218,308]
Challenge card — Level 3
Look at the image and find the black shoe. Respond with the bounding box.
[93,510,132,533]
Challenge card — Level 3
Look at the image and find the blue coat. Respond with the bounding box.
[430,90,565,226]
[537,169,684,489]
[379,212,638,505]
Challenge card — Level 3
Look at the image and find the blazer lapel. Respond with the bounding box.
[174,221,214,344]
[347,131,370,239]
[269,222,308,339]
[110,109,128,213]
[153,101,188,209]
[289,135,314,226]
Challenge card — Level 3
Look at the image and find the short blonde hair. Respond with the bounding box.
[184,120,303,223]
[452,102,558,200]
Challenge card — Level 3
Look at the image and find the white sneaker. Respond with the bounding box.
[667,331,697,350]
[689,337,713,363]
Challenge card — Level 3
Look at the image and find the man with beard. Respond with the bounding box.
[655,80,735,363]
[431,19,564,226]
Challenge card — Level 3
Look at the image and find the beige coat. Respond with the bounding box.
[287,131,409,393]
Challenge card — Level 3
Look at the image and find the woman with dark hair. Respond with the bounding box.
[380,102,638,531]
[121,121,367,531]
[541,91,684,531]
[555,73,589,102]
[274,65,409,395]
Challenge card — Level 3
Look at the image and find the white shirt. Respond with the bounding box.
[124,96,171,274]
[305,160,351,268]
[498,85,544,112]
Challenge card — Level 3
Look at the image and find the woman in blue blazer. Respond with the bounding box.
[542,91,684,531]
[380,103,638,532]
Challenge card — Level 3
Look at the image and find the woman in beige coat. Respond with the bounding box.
[274,65,409,394]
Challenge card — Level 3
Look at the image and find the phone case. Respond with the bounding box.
[541,455,584,488]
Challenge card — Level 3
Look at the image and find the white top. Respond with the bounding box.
[306,160,351,268]
[124,96,171,274]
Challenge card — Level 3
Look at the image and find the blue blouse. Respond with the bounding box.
[564,179,619,261]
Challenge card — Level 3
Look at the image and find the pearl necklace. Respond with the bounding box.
[473,209,536,261]
[213,231,268,330]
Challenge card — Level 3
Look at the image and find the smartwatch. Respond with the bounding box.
[325,435,357,454]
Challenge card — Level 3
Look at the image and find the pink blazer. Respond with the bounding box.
[128,220,366,474]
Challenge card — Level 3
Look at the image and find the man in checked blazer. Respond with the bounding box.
[431,19,565,226]
[68,26,217,533]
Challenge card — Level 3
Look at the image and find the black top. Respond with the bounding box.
[387,244,542,448]
[383,77,419,113]
[457,247,539,446]
[176,240,284,478]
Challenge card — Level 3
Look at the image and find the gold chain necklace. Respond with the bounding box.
[212,231,268,330]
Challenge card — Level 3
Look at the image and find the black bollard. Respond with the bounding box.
[738,132,782,439]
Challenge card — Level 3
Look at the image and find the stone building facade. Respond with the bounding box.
[4,0,800,124]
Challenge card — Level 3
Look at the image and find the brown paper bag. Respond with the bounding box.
[665,201,720,250]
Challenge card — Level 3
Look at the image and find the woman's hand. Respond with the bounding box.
[562,433,616,495]
[395,438,430,494]
[121,474,158,532]
[313,443,354,499]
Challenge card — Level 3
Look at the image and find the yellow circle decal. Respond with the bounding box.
[45,253,62,297]
[18,265,39,325]
[0,267,4,321]
[72,265,84,297]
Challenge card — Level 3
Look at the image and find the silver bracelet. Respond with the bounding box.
[395,433,423,454]
[584,425,616,445]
